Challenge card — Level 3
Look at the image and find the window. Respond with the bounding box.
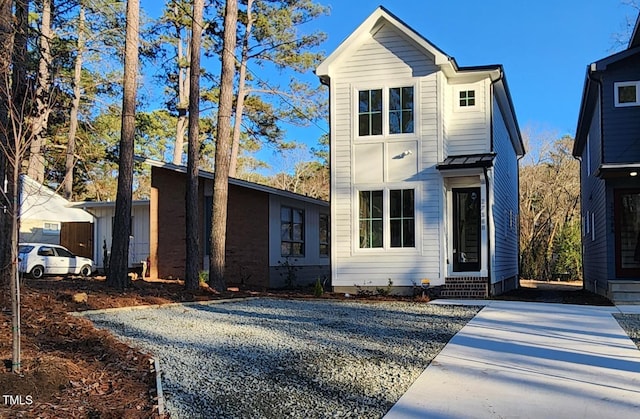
[459,90,475,107]
[614,81,640,107]
[37,246,55,257]
[359,190,383,248]
[281,206,304,256]
[319,214,329,257]
[390,189,415,247]
[43,222,60,235]
[55,247,73,258]
[358,86,414,136]
[389,87,414,134]
[358,89,382,136]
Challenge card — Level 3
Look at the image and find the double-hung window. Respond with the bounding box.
[359,190,383,248]
[390,189,415,247]
[359,189,415,249]
[359,89,382,136]
[358,86,414,136]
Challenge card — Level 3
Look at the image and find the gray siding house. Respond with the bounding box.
[316,7,524,297]
[573,14,640,304]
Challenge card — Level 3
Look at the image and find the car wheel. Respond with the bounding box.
[31,265,45,279]
[80,265,92,278]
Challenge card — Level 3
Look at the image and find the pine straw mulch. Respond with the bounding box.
[0,276,255,418]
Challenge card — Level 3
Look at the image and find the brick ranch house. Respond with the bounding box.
[146,160,330,289]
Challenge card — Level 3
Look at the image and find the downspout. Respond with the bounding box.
[586,67,603,294]
[483,166,492,296]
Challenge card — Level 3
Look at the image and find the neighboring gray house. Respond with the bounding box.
[573,14,640,304]
[316,7,524,297]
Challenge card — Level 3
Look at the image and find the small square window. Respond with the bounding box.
[614,81,640,107]
[459,90,475,107]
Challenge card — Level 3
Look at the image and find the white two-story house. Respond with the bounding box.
[316,7,524,297]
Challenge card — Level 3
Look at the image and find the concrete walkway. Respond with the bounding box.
[385,301,640,418]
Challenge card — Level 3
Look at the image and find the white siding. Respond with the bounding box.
[330,22,442,287]
[491,97,519,283]
[91,203,150,269]
[445,80,490,156]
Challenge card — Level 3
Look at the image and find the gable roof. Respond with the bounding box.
[141,158,329,207]
[20,175,94,222]
[629,13,640,49]
[574,12,640,156]
[316,6,524,157]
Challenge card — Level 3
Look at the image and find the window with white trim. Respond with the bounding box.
[459,90,476,107]
[43,222,60,235]
[359,190,383,248]
[358,89,382,136]
[358,189,415,249]
[390,189,415,247]
[614,81,640,107]
[358,86,414,136]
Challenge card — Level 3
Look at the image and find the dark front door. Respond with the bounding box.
[453,188,481,272]
[615,189,640,277]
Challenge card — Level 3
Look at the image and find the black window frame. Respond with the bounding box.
[281,206,305,257]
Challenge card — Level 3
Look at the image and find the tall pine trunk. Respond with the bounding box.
[228,0,253,178]
[27,0,53,183]
[209,0,237,291]
[64,4,85,200]
[108,0,139,290]
[184,0,203,290]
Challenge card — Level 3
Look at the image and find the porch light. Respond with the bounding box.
[631,171,638,177]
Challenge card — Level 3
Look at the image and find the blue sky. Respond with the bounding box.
[313,1,636,136]
[141,1,638,169]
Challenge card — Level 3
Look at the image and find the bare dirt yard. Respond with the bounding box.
[0,276,621,417]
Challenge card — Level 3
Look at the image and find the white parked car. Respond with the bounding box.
[18,243,93,279]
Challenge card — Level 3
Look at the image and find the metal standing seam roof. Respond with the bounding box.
[436,153,496,170]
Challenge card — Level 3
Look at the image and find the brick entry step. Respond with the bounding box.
[440,277,488,299]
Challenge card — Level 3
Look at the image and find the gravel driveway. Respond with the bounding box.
[86,298,480,418]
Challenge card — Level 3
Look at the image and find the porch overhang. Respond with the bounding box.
[595,163,640,179]
[436,153,496,171]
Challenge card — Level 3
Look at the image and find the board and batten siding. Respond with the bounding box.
[91,203,150,269]
[491,97,519,283]
[580,97,609,294]
[330,22,441,287]
[601,53,640,164]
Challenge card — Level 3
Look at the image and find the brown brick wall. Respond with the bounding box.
[150,167,269,286]
[224,183,270,289]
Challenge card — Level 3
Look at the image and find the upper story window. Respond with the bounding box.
[359,89,382,136]
[389,87,414,134]
[358,86,414,137]
[459,90,476,107]
[614,81,640,107]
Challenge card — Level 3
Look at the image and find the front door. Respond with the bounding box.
[453,188,481,272]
